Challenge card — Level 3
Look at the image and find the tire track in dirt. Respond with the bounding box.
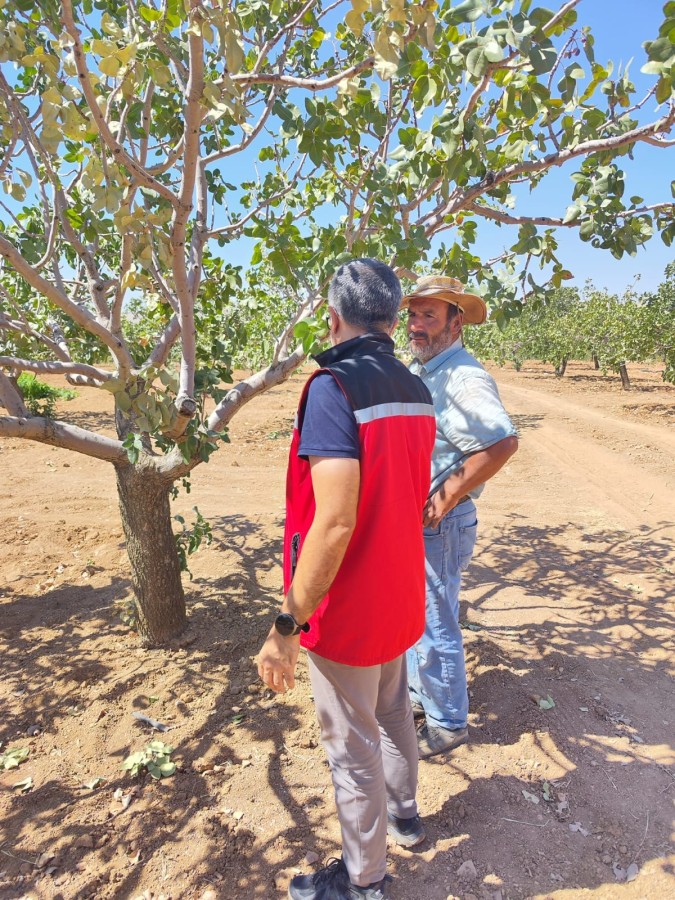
[498,381,675,530]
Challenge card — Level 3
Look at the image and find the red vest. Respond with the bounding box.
[283,334,435,666]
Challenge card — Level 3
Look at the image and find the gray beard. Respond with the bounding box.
[408,322,455,364]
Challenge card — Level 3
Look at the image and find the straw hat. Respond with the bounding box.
[401,275,488,325]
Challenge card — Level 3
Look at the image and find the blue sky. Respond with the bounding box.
[469,0,673,295]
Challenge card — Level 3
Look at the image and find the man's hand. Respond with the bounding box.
[423,436,519,528]
[422,491,451,528]
[257,628,301,693]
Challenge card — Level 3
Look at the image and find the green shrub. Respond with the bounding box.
[16,373,76,417]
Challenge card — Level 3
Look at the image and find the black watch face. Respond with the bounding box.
[275,613,297,636]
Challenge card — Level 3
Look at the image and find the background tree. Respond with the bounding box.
[643,261,675,383]
[464,266,675,388]
[1,0,673,643]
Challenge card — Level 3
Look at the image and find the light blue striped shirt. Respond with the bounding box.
[410,339,517,498]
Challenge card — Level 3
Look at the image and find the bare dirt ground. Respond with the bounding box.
[1,359,673,900]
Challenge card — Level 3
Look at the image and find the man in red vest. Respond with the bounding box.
[258,258,436,900]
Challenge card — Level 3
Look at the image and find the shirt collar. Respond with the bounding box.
[410,336,464,376]
[313,332,395,367]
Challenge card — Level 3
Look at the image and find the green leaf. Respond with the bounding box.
[449,0,485,24]
[139,5,163,22]
[82,777,106,789]
[538,695,555,710]
[645,36,675,63]
[528,43,557,74]
[99,55,121,77]
[521,92,538,120]
[562,204,581,224]
[466,46,490,78]
[0,747,29,770]
[655,75,672,105]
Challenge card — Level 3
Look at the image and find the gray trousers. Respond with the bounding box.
[307,651,419,887]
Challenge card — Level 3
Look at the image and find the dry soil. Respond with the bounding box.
[0,359,673,900]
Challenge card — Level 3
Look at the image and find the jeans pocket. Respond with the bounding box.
[423,523,444,581]
[458,519,478,571]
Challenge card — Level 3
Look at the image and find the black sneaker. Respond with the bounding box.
[387,813,426,847]
[288,857,391,899]
[417,723,469,760]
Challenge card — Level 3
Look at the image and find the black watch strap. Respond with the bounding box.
[275,612,310,637]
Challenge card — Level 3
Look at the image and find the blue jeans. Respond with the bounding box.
[407,499,478,731]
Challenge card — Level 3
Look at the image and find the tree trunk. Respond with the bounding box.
[555,357,568,377]
[115,463,187,644]
[593,355,600,370]
[619,362,631,391]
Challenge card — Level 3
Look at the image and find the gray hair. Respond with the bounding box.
[328,258,401,331]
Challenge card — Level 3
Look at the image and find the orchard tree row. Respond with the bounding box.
[464,263,675,388]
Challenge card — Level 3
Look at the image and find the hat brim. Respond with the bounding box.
[401,286,488,325]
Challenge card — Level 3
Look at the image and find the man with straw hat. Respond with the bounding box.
[401,275,519,759]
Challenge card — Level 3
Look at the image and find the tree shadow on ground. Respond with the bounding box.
[56,409,117,434]
[509,413,544,433]
[0,513,324,898]
[403,518,675,898]
[2,514,673,898]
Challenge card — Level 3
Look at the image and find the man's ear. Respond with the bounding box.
[453,310,465,338]
[386,316,399,336]
[328,306,340,333]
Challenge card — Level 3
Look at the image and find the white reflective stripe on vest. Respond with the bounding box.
[354,401,436,425]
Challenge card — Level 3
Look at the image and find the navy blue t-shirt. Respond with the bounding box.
[298,372,360,459]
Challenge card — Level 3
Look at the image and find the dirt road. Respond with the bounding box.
[0,361,673,899]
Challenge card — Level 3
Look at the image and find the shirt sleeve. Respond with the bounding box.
[298,373,360,460]
[437,370,517,457]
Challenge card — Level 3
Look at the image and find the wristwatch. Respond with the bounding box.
[274,612,310,637]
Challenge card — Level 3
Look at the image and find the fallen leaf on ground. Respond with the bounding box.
[626,862,639,882]
[612,861,627,881]
[82,777,106,790]
[132,711,170,731]
[13,776,33,792]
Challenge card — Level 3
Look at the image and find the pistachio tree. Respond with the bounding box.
[1,0,674,643]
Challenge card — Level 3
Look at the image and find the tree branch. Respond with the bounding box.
[60,0,178,206]
[230,57,374,91]
[468,200,674,228]
[0,234,134,370]
[424,109,675,231]
[0,415,127,464]
[144,315,181,369]
[0,371,28,417]
[0,306,69,361]
[542,0,582,36]
[204,349,307,436]
[0,70,116,325]
[170,4,205,410]
[0,356,112,382]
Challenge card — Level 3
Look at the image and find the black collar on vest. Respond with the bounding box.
[313,332,395,368]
